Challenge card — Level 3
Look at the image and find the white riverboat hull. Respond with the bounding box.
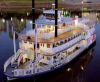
[5,40,96,81]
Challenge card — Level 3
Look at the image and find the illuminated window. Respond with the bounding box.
[53,44,55,48]
[56,42,60,46]
[71,37,73,40]
[60,41,64,45]
[30,42,32,44]
[24,41,27,43]
[83,32,86,36]
[47,57,50,60]
[53,56,57,59]
[74,35,76,38]
[41,44,42,46]
[65,39,67,43]
[47,44,50,48]
[68,38,70,41]
[43,44,44,47]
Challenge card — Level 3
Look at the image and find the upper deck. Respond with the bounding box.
[19,27,85,43]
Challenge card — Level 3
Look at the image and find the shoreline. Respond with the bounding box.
[0,2,100,10]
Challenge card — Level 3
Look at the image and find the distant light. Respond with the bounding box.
[30,21,33,24]
[81,66,84,70]
[81,1,84,4]
[27,12,30,16]
[89,51,92,55]
[96,13,98,16]
[2,19,5,23]
[66,11,68,14]
[21,18,24,22]
[11,17,12,21]
[84,8,87,10]
[67,68,71,72]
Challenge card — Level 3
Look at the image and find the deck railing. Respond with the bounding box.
[4,56,13,72]
[12,40,87,76]
[13,64,51,76]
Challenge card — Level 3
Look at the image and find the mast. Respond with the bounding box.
[12,26,16,59]
[32,0,37,62]
[55,0,58,37]
[81,0,84,18]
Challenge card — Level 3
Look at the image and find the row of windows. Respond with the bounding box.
[53,33,81,48]
[24,33,81,49]
[41,43,51,48]
[44,14,55,18]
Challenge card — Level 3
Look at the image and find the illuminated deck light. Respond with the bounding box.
[89,51,92,55]
[81,66,84,70]
[2,19,5,23]
[21,18,24,22]
[11,17,12,21]
[30,21,33,24]
[27,12,30,16]
[67,68,71,72]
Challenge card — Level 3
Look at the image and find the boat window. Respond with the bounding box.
[71,37,73,40]
[56,42,60,46]
[37,44,39,48]
[30,42,32,44]
[68,38,70,41]
[41,44,42,46]
[53,56,57,59]
[74,35,76,38]
[62,23,66,27]
[43,44,44,47]
[78,33,80,36]
[65,39,67,43]
[27,36,31,40]
[83,32,86,36]
[60,41,64,45]
[47,57,50,60]
[24,41,27,43]
[47,44,50,48]
[53,44,55,48]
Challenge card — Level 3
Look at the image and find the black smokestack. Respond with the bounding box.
[32,0,35,29]
[55,0,58,37]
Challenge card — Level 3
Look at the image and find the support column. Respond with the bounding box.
[55,0,58,37]
[51,56,54,65]
[35,24,38,61]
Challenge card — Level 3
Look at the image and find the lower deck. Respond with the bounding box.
[4,39,89,78]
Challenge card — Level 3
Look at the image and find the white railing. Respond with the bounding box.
[53,36,82,54]
[66,47,85,63]
[18,53,24,66]
[12,41,87,76]
[4,56,12,72]
[13,64,51,76]
[11,49,23,64]
[27,26,74,39]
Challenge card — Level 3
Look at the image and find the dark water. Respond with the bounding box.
[0,10,100,82]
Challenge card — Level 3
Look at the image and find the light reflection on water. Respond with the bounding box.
[0,10,100,82]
